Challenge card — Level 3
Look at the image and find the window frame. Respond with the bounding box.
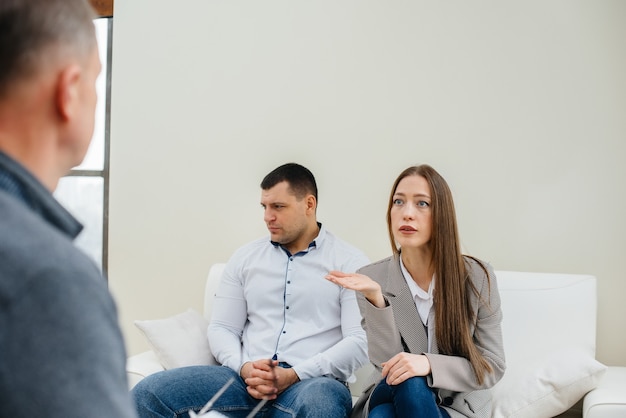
[64,16,113,276]
[89,0,113,18]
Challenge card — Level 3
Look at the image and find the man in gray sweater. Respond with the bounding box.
[0,0,137,416]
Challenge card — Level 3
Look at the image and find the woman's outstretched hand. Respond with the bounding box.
[325,271,386,308]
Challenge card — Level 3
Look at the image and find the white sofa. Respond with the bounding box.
[127,264,626,418]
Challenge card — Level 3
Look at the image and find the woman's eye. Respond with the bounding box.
[393,198,403,206]
[418,200,430,207]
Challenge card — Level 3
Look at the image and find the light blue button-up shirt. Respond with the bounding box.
[208,224,370,382]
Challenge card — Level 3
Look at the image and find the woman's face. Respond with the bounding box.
[390,175,433,251]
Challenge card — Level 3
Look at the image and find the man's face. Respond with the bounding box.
[261,181,310,249]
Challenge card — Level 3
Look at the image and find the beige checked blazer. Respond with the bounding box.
[351,256,506,418]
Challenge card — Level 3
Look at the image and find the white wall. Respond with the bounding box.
[108,0,626,366]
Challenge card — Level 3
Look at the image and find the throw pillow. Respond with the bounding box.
[134,308,218,370]
[491,348,607,418]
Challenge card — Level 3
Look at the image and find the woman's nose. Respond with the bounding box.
[402,205,416,219]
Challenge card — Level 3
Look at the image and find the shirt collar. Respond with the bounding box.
[270,222,323,256]
[399,254,435,301]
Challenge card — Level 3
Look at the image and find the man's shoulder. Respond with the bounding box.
[231,235,271,256]
[0,191,74,249]
[0,192,103,298]
[320,229,367,257]
[319,230,370,272]
[0,192,55,253]
[357,256,394,275]
[0,189,27,219]
[224,235,275,273]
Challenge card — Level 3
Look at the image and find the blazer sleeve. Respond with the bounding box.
[355,258,409,370]
[357,294,403,368]
[425,261,506,392]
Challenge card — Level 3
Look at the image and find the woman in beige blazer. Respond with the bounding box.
[326,165,505,418]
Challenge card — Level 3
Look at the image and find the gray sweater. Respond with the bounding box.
[0,152,137,418]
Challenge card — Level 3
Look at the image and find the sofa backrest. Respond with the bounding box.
[202,264,598,386]
[496,270,597,364]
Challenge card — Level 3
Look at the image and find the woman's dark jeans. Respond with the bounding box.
[368,376,450,418]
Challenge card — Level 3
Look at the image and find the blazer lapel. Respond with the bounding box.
[383,258,429,354]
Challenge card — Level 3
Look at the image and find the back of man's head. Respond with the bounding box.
[261,163,319,201]
[0,0,96,99]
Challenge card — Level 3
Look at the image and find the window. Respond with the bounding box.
[54,18,112,275]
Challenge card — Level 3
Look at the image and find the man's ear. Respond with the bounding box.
[54,64,82,122]
[306,194,317,212]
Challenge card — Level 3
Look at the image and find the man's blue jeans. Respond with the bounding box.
[131,365,352,418]
[368,377,450,418]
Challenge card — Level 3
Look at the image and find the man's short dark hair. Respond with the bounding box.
[261,163,318,201]
[0,0,96,98]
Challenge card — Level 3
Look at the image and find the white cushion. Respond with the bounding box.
[134,308,218,370]
[491,348,607,418]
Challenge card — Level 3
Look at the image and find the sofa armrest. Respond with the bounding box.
[126,351,164,389]
[583,366,626,418]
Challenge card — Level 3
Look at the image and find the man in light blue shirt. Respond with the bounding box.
[132,163,369,417]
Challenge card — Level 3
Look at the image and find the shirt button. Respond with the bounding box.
[282,331,286,334]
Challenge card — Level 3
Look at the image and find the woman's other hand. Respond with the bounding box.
[381,352,431,385]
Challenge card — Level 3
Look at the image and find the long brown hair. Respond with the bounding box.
[386,165,493,385]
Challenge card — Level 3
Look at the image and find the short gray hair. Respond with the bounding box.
[0,0,97,97]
